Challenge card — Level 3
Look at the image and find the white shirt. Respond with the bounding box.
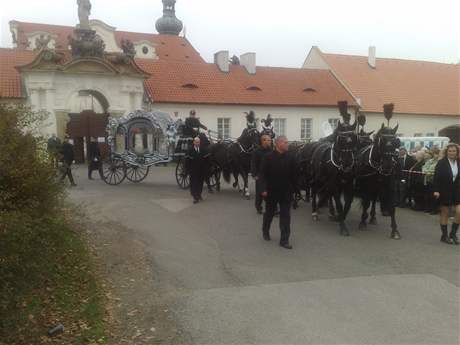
[449,159,458,182]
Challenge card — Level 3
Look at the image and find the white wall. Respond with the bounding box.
[149,103,344,141]
[364,112,459,137]
[149,103,459,141]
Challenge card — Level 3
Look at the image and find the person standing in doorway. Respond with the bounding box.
[433,143,460,245]
[260,136,297,249]
[251,134,273,214]
[88,137,103,180]
[186,137,209,204]
[60,135,77,187]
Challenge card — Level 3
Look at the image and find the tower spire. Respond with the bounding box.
[155,0,183,36]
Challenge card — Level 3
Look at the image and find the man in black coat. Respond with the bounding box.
[184,110,208,138]
[88,137,103,180]
[47,134,61,168]
[397,147,416,207]
[251,134,272,214]
[186,137,210,204]
[260,136,297,249]
[60,135,76,187]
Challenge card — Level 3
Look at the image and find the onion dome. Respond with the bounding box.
[155,0,183,36]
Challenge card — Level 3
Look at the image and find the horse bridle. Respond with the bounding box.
[330,131,356,172]
[238,127,259,155]
[368,134,398,176]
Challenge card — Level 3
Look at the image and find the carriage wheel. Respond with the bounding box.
[209,165,221,188]
[126,165,149,183]
[102,159,126,186]
[175,158,190,190]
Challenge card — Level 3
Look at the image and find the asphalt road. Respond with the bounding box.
[69,165,460,345]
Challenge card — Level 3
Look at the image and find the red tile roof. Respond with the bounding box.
[0,48,36,98]
[11,21,204,63]
[317,49,460,116]
[139,60,355,106]
[2,22,354,106]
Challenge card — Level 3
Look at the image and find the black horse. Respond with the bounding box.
[210,126,260,199]
[356,123,401,239]
[306,121,358,236]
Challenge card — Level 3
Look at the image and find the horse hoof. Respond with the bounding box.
[391,231,401,240]
[369,218,377,225]
[312,214,319,221]
[341,230,350,237]
[233,183,238,189]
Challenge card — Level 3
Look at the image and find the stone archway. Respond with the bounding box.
[439,125,460,144]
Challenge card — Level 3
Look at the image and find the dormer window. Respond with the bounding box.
[182,83,199,89]
[246,86,262,91]
[303,87,317,92]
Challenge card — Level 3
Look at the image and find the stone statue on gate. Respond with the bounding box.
[77,0,92,29]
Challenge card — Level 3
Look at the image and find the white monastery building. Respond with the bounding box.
[1,0,459,156]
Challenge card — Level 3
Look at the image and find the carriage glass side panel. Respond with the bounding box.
[128,119,155,155]
[115,126,126,154]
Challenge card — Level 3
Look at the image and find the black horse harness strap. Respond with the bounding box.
[368,142,397,176]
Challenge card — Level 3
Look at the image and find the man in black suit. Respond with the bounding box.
[397,147,416,207]
[251,134,272,214]
[60,135,77,187]
[260,136,297,249]
[186,137,210,204]
[88,137,103,180]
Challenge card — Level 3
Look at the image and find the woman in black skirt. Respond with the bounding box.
[433,143,460,244]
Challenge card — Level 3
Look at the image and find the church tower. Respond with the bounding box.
[155,0,183,36]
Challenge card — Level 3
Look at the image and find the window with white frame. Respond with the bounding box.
[273,118,287,137]
[301,118,312,141]
[217,118,231,139]
[328,118,340,130]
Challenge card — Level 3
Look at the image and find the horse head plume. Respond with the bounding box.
[383,103,394,126]
[357,113,366,127]
[338,101,351,124]
[245,110,256,123]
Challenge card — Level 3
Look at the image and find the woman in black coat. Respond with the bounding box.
[433,143,460,244]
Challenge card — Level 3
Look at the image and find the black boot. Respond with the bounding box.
[440,224,453,244]
[449,223,459,245]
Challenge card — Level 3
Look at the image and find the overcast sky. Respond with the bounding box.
[1,0,459,67]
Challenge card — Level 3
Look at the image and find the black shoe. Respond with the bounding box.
[441,236,453,244]
[280,243,293,249]
[256,208,263,215]
[193,199,199,204]
[263,233,271,241]
[450,235,460,245]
